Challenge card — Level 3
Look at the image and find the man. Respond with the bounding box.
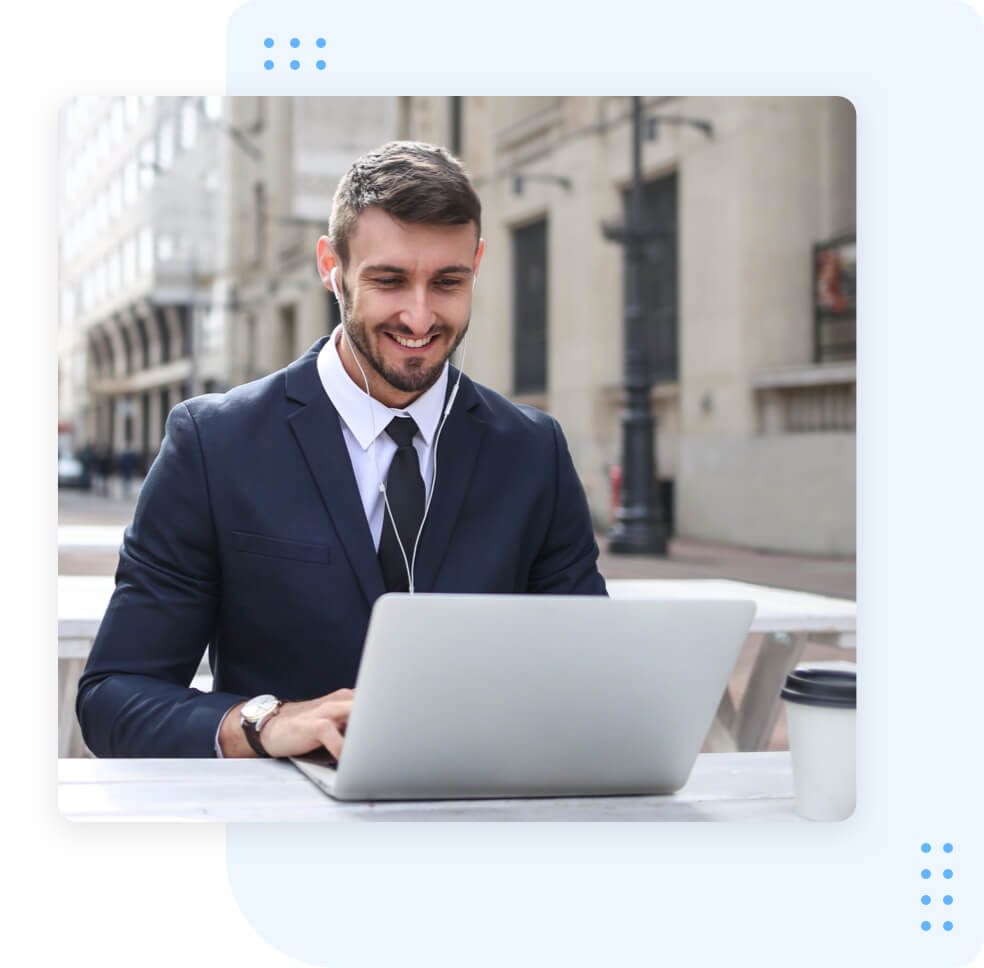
[77,141,607,760]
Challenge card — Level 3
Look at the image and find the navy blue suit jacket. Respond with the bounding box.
[76,338,607,756]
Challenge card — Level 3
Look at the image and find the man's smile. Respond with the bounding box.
[386,332,439,351]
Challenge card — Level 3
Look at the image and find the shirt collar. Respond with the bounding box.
[317,324,449,450]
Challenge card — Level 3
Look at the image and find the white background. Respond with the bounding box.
[11,0,984,965]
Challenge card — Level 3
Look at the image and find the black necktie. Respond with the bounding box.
[377,416,425,592]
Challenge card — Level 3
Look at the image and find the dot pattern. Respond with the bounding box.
[260,36,337,71]
[919,843,956,932]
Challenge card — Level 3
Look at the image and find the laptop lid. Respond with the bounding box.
[292,594,755,801]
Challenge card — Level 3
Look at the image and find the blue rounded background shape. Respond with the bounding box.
[921,843,931,853]
[943,895,953,905]
[290,60,300,70]
[316,60,326,70]
[921,922,931,931]
[264,37,274,48]
[317,37,326,47]
[921,895,931,905]
[921,869,931,879]
[264,60,274,70]
[944,922,953,931]
[944,843,953,853]
[943,869,953,879]
[290,37,300,47]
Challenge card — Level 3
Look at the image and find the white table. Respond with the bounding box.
[58,576,855,757]
[607,579,856,753]
[57,751,800,822]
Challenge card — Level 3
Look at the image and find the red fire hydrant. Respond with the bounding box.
[609,464,622,516]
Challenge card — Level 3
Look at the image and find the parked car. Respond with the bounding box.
[58,455,91,489]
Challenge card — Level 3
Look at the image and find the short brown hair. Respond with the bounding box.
[328,141,481,266]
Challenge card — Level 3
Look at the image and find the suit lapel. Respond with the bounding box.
[285,340,386,607]
[412,372,488,592]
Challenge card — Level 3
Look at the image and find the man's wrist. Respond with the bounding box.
[217,701,250,757]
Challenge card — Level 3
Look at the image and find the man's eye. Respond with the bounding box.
[436,278,463,288]
[374,277,401,286]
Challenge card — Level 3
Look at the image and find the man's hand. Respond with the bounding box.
[218,689,354,759]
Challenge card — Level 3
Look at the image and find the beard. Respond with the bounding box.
[341,310,469,395]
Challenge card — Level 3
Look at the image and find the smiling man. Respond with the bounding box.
[76,141,607,760]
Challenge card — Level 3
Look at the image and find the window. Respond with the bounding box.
[139,140,155,189]
[110,98,124,142]
[123,157,138,206]
[622,172,679,382]
[512,219,548,394]
[108,248,121,293]
[156,234,174,262]
[180,100,197,151]
[138,226,154,275]
[109,173,122,218]
[252,183,266,265]
[122,236,136,283]
[158,118,174,170]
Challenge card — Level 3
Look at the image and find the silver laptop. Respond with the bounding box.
[291,594,755,801]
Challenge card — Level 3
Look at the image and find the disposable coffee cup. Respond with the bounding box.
[781,665,856,821]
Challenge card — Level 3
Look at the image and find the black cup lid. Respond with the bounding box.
[781,667,856,709]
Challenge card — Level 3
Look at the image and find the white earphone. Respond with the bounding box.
[330,261,472,594]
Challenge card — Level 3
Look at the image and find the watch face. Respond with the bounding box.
[242,694,278,722]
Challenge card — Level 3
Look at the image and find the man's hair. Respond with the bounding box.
[328,141,482,266]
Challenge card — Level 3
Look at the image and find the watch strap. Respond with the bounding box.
[241,699,282,757]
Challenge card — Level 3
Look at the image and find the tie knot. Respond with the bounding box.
[385,416,418,449]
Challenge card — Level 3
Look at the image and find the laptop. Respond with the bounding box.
[291,593,755,801]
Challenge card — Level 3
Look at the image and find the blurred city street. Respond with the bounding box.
[59,481,856,752]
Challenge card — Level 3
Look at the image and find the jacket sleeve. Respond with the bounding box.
[76,403,247,757]
[526,417,608,596]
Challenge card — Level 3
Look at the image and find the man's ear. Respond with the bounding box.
[473,238,486,281]
[316,236,339,289]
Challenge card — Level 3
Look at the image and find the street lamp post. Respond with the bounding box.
[605,97,668,555]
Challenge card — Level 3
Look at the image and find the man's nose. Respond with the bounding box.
[398,286,436,334]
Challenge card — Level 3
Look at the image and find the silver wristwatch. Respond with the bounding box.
[240,694,283,757]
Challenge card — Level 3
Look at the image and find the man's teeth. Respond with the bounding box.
[392,334,434,348]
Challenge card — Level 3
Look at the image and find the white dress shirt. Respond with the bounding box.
[316,324,449,549]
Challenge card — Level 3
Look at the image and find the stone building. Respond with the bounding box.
[409,96,856,555]
[57,96,225,471]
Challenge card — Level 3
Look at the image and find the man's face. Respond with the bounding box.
[319,208,484,408]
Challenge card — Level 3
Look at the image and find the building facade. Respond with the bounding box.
[443,96,856,555]
[57,96,225,472]
[58,96,855,556]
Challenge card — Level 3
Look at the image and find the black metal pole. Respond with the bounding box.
[608,97,668,555]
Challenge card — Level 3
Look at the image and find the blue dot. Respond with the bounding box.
[316,60,326,70]
[943,869,953,879]
[943,895,953,905]
[264,37,274,48]
[944,843,953,853]
[290,60,300,70]
[921,843,931,853]
[943,922,953,931]
[316,37,326,47]
[921,921,931,931]
[290,37,300,47]
[264,60,274,70]
[921,895,931,905]
[921,869,931,879]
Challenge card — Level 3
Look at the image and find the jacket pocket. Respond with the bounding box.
[230,530,334,564]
